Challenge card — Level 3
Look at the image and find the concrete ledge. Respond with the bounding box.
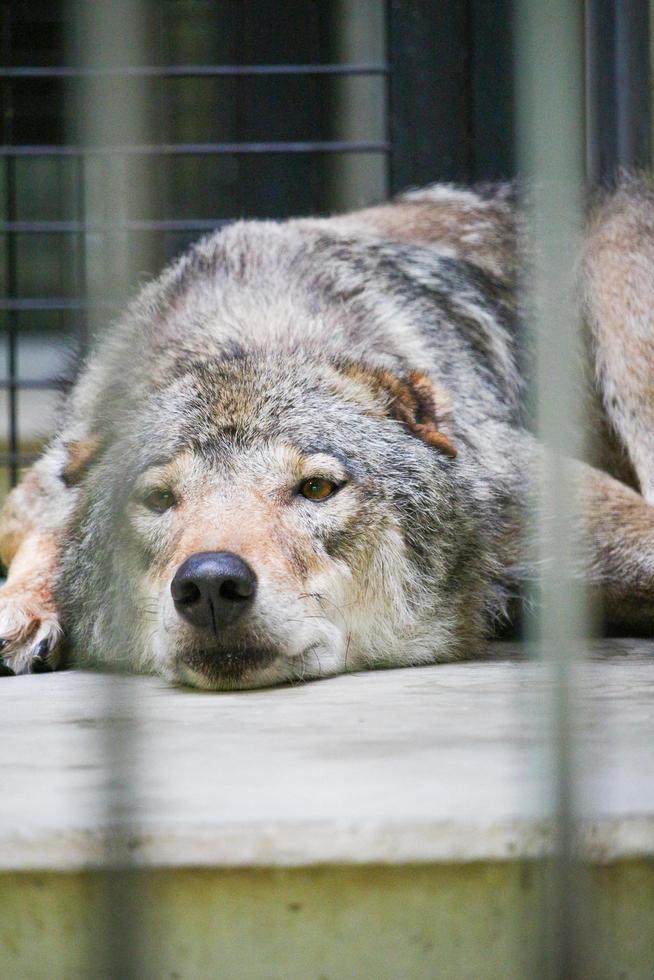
[2,642,654,871]
[2,643,654,977]
[3,817,654,873]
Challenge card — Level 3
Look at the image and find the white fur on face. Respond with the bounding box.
[122,447,355,688]
[136,562,348,690]
[121,439,449,689]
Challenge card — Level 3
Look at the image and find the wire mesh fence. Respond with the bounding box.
[1,0,390,490]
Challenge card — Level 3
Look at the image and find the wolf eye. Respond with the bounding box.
[299,478,338,501]
[142,488,176,513]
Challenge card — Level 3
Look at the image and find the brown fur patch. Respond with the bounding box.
[61,437,103,487]
[0,470,41,566]
[342,364,457,457]
[577,464,654,597]
[0,532,59,617]
[350,196,518,284]
[583,177,654,500]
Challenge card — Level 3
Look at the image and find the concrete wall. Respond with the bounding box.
[2,861,653,980]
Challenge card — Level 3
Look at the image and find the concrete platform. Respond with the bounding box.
[1,641,654,978]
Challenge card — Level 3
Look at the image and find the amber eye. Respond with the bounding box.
[142,488,176,513]
[299,477,338,501]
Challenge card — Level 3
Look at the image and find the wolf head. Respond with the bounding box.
[58,348,501,688]
[56,219,514,688]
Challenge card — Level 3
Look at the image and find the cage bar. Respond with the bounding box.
[586,0,652,181]
[0,63,389,78]
[515,0,589,975]
[0,140,390,156]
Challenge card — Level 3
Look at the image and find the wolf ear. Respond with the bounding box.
[61,436,104,487]
[340,364,457,458]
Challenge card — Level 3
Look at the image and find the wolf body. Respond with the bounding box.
[1,179,653,688]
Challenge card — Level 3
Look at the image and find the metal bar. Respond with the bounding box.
[586,0,651,182]
[4,174,18,488]
[234,2,245,219]
[0,299,116,311]
[515,0,587,976]
[1,4,19,487]
[0,62,389,78]
[324,0,388,212]
[75,151,89,354]
[383,0,395,194]
[0,140,390,157]
[73,4,149,973]
[0,218,233,233]
[0,379,68,390]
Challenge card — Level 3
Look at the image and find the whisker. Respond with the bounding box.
[284,615,331,626]
[308,593,358,615]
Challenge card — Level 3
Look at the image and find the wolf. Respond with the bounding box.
[1,177,653,689]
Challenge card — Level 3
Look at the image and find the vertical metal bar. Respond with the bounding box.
[71,19,89,356]
[1,3,19,486]
[4,159,17,487]
[383,0,394,196]
[327,0,387,212]
[586,0,651,183]
[235,1,245,219]
[70,2,156,976]
[75,155,88,354]
[515,0,587,977]
[614,0,652,168]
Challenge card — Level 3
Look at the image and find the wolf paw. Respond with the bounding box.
[0,587,64,675]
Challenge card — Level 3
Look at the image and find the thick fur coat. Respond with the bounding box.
[1,178,653,688]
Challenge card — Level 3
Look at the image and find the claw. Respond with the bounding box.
[29,637,54,673]
[35,637,51,658]
[0,591,63,674]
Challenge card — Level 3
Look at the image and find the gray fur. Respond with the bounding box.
[55,192,525,686]
[2,177,653,686]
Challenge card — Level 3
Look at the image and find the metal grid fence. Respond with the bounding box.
[0,0,391,490]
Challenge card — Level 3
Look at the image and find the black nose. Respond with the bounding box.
[171,551,257,630]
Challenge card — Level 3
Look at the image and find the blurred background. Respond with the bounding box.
[1,0,518,498]
[2,1,652,498]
